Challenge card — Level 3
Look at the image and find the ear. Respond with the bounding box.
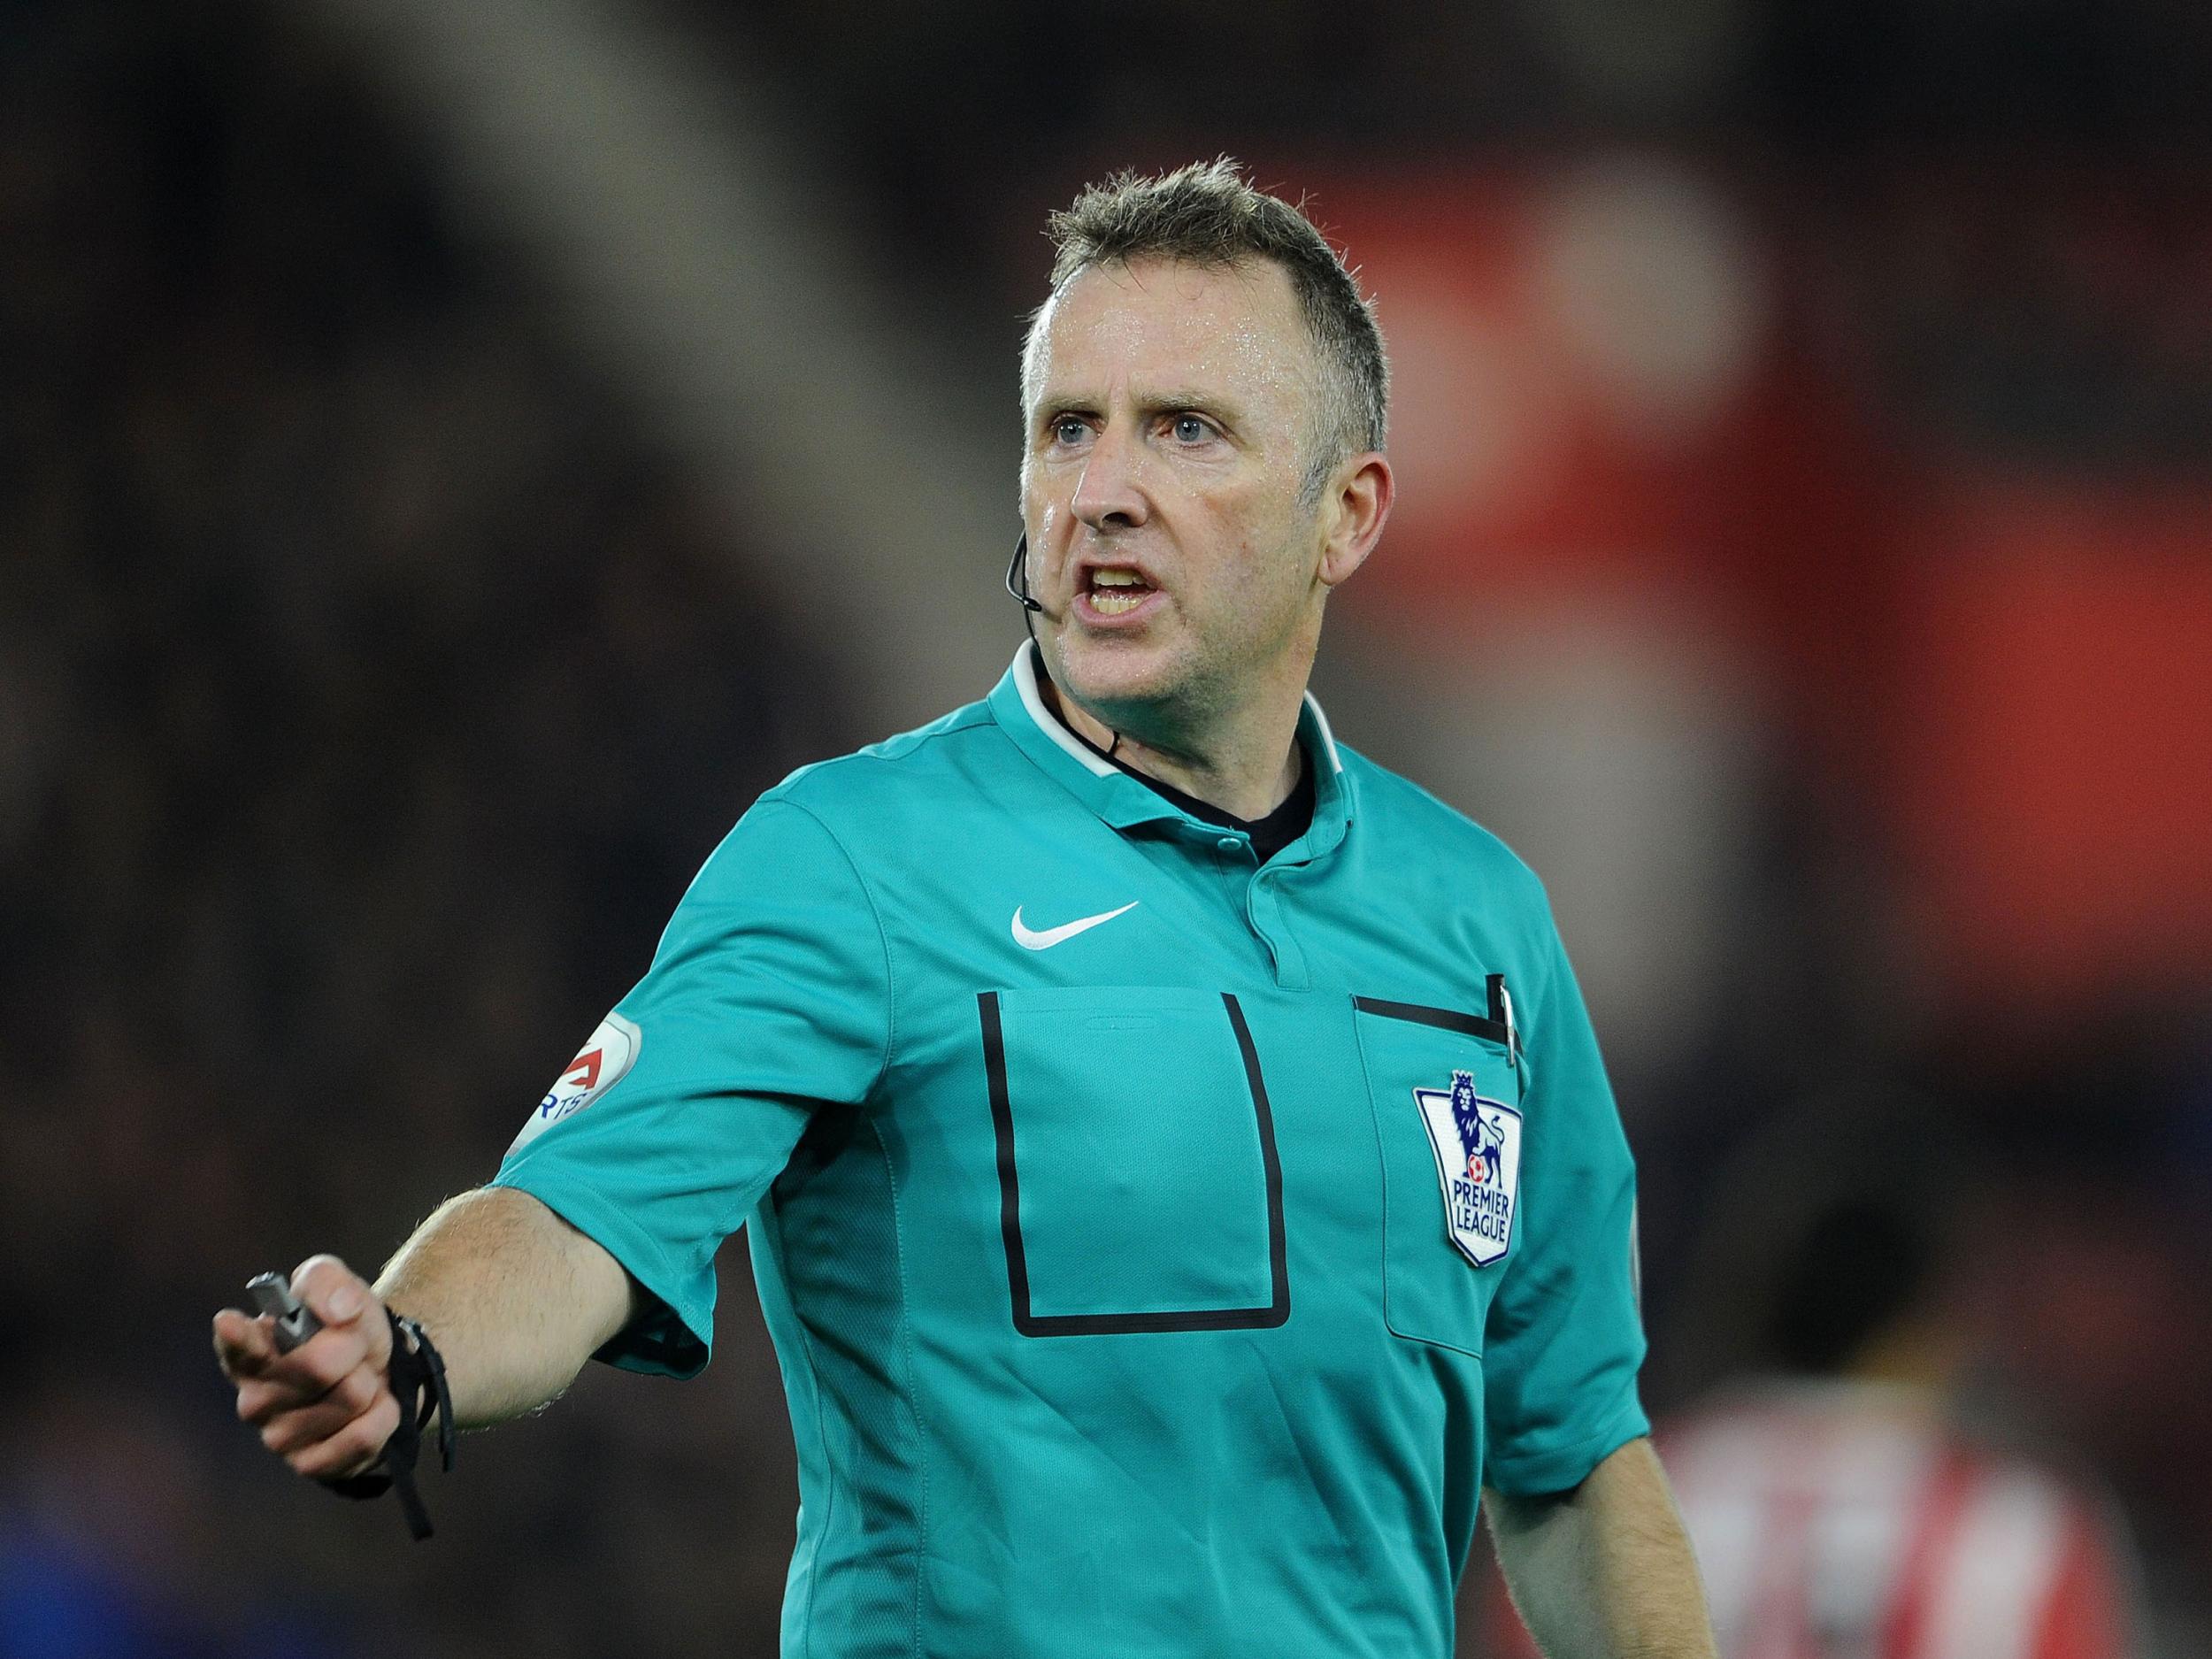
[1316,453,1393,591]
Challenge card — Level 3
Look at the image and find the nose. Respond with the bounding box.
[1069,419,1149,534]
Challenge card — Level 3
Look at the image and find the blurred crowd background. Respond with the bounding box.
[4,0,2209,1654]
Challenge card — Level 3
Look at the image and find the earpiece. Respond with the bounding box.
[1006,533,1043,614]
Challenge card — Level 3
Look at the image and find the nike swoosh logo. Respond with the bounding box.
[1010,901,1140,951]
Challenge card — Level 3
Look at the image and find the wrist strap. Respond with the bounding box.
[320,1309,456,1540]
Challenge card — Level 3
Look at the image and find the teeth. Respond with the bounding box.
[1085,566,1152,617]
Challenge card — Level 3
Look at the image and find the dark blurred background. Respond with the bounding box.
[4,0,2209,1654]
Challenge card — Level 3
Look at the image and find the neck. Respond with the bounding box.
[1847,1316,1963,1393]
[1042,664,1308,821]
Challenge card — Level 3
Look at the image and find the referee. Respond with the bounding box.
[216,160,1716,1658]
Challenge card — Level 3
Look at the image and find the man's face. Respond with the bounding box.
[1020,256,1335,728]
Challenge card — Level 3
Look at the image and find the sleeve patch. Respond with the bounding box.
[508,1011,642,1155]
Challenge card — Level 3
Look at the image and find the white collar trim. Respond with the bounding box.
[1302,688,1345,774]
[1011,644,1118,777]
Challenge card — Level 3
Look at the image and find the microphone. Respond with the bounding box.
[1005,552,1124,753]
[1006,534,1042,614]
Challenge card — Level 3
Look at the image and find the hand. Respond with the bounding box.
[214,1254,400,1481]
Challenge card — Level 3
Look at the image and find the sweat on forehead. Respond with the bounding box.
[1020,257,1321,411]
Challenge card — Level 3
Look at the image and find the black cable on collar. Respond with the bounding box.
[320,1309,455,1540]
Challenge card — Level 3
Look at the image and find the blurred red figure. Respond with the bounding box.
[1652,1380,2130,1659]
[1486,1100,2136,1659]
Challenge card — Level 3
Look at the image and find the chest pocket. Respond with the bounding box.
[1353,979,1526,1357]
[977,987,1288,1336]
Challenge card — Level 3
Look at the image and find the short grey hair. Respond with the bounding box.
[1024,158,1389,507]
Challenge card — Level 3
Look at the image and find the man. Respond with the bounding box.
[215,160,1716,1658]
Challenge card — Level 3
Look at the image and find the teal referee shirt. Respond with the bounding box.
[494,643,1647,1658]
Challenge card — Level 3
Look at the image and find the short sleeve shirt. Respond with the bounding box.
[493,645,1647,1659]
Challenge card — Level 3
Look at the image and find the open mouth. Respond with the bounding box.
[1083,566,1156,617]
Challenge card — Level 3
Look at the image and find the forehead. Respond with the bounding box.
[1028,256,1316,409]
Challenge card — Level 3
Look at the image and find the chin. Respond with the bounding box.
[1046,630,1187,715]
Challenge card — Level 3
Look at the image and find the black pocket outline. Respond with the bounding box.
[978,989,1291,1337]
[1351,987,1525,1358]
[1353,973,1517,1064]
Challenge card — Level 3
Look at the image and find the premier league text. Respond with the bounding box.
[1448,1178,1512,1246]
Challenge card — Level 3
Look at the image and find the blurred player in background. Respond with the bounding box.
[1489,1096,2137,1659]
[214,161,1715,1657]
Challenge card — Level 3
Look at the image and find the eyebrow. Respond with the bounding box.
[1034,389,1247,427]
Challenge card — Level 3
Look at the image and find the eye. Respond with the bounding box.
[1170,413,1217,444]
[1049,416,1090,447]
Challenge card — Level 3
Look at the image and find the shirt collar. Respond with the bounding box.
[986,642,1353,856]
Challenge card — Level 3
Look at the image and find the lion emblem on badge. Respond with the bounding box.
[1449,1071,1505,1185]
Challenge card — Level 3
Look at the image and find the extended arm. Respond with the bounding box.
[214,1186,637,1478]
[375,1185,636,1426]
[1486,1437,1717,1659]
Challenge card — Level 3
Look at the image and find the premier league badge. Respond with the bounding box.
[1412,1070,1523,1266]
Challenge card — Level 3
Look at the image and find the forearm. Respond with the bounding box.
[1486,1437,1716,1659]
[373,1186,638,1429]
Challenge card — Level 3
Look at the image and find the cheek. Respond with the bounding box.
[1215,500,1308,592]
[1240,521,1324,634]
[1018,472,1060,537]
[1022,447,1071,499]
